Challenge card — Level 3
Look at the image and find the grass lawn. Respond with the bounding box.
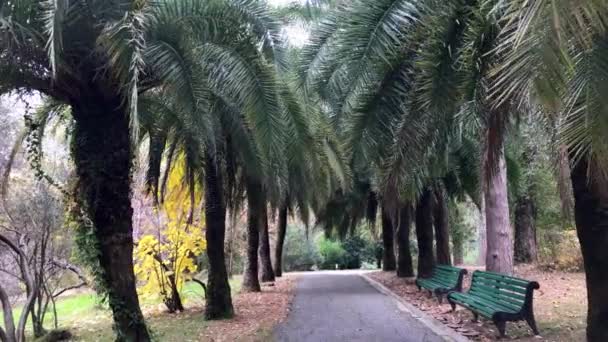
[2,276,243,341]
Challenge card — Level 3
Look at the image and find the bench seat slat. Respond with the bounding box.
[474,271,531,287]
[471,283,527,302]
[450,292,519,315]
[464,290,523,312]
[474,278,528,295]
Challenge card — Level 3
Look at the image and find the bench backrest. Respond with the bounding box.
[432,265,467,288]
[469,270,540,312]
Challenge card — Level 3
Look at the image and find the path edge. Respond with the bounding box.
[360,274,470,342]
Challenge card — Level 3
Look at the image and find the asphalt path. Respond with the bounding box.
[274,271,445,342]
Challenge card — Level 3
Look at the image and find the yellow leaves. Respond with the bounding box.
[162,153,203,223]
[134,153,207,301]
[134,225,206,300]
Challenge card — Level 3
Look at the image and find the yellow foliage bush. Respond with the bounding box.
[539,229,583,272]
[134,153,206,302]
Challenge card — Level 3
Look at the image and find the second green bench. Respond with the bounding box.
[415,265,467,303]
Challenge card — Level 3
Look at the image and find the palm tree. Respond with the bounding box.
[0,0,286,338]
[495,2,608,340]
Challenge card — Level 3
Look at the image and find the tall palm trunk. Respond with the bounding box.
[396,204,414,277]
[71,97,150,341]
[570,157,608,342]
[242,180,262,292]
[477,194,487,266]
[514,195,537,264]
[274,204,288,277]
[484,143,513,274]
[433,186,451,265]
[258,205,275,282]
[416,189,435,278]
[203,153,234,319]
[381,206,396,271]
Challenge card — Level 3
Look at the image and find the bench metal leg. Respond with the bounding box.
[493,319,506,338]
[471,312,478,322]
[526,315,540,335]
[448,300,456,312]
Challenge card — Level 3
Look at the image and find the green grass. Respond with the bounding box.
[2,276,243,341]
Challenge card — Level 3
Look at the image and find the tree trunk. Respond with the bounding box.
[433,186,451,265]
[514,195,537,264]
[274,204,288,277]
[258,204,275,282]
[71,98,150,341]
[242,180,262,292]
[416,189,435,278]
[164,274,184,313]
[203,152,234,319]
[453,242,464,265]
[0,283,16,342]
[484,145,514,275]
[478,178,487,266]
[381,207,397,271]
[570,157,608,342]
[396,204,414,277]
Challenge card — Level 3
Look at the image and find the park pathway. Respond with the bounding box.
[274,271,445,342]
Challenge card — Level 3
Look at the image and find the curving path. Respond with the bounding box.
[274,271,445,342]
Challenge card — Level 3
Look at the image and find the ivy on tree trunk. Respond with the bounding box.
[71,97,150,341]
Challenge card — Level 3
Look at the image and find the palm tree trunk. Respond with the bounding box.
[381,206,396,271]
[477,194,487,266]
[72,98,150,341]
[433,186,451,265]
[242,180,262,292]
[570,157,608,342]
[396,204,414,277]
[416,189,435,278]
[258,205,275,282]
[514,195,537,264]
[484,145,514,274]
[203,153,234,319]
[274,204,288,277]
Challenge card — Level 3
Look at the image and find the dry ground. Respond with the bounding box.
[201,276,297,342]
[368,265,586,342]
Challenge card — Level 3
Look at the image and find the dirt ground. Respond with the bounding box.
[368,265,586,342]
[201,275,297,342]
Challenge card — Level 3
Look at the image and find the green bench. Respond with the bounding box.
[447,270,540,338]
[415,265,467,303]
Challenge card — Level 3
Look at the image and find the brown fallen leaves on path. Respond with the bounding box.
[201,275,297,342]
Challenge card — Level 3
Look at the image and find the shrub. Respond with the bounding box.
[539,229,583,272]
[317,236,346,270]
[282,226,320,271]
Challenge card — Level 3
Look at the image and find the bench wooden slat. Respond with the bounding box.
[462,290,523,312]
[471,283,527,302]
[473,271,530,287]
[450,294,516,316]
[474,277,528,294]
